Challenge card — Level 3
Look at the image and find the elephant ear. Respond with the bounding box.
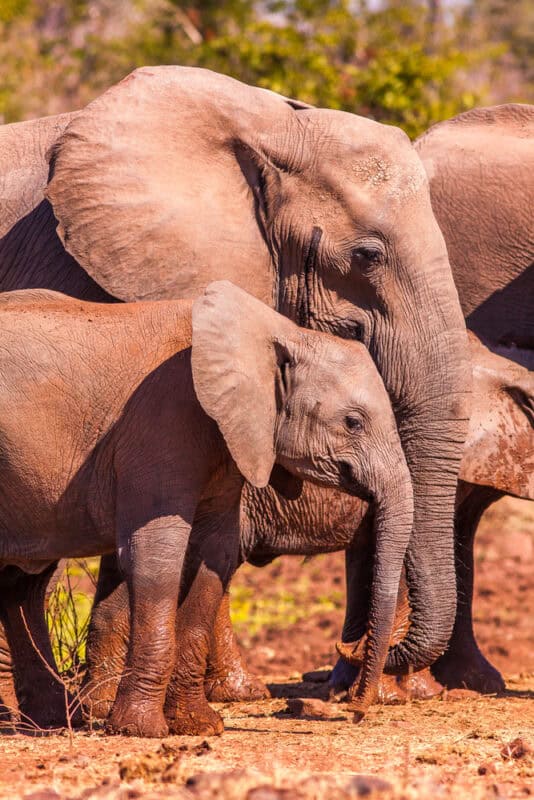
[46,66,309,302]
[191,280,298,488]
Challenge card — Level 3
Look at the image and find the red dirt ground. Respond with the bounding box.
[0,496,532,800]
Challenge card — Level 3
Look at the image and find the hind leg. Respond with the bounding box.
[82,554,129,720]
[0,563,78,729]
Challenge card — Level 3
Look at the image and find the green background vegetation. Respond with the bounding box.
[0,0,532,137]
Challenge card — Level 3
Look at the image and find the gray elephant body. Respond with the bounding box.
[0,89,532,712]
[333,102,534,692]
[415,103,534,360]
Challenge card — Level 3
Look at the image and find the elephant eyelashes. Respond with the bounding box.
[345,415,364,432]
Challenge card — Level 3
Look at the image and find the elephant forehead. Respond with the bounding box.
[301,109,426,198]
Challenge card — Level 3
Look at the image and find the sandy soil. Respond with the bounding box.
[0,496,532,800]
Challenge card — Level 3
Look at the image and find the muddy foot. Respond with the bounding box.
[432,650,505,694]
[331,660,443,706]
[83,696,114,722]
[168,703,224,736]
[397,669,444,701]
[80,677,119,721]
[205,671,270,702]
[107,703,169,737]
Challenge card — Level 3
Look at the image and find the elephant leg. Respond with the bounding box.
[82,554,129,720]
[204,589,270,702]
[0,563,76,729]
[329,520,374,693]
[84,566,268,716]
[432,485,506,694]
[107,517,190,738]
[164,510,240,736]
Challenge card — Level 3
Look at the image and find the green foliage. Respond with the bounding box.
[0,0,531,133]
[46,558,98,672]
[230,563,343,636]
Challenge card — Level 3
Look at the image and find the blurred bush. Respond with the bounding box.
[0,0,531,136]
[46,558,98,672]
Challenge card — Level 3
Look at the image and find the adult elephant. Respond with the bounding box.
[0,67,470,725]
[333,103,534,694]
[416,103,533,361]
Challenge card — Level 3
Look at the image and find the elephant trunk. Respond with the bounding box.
[349,464,414,719]
[383,408,468,673]
[379,302,471,673]
[337,266,471,681]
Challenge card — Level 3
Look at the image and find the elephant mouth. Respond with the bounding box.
[339,462,374,501]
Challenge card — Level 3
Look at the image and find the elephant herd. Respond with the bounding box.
[0,66,532,737]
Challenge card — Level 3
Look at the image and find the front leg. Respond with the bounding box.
[330,518,374,692]
[107,516,192,737]
[164,504,240,736]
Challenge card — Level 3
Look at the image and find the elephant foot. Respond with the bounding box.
[331,657,443,705]
[397,669,443,701]
[83,696,114,722]
[205,671,270,702]
[167,702,224,736]
[107,700,169,737]
[432,649,505,694]
[355,671,442,706]
[80,677,119,721]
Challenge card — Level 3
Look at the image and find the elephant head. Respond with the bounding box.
[46,66,471,672]
[191,280,414,714]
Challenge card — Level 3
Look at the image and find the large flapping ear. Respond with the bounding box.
[46,66,309,302]
[461,333,534,499]
[191,281,298,488]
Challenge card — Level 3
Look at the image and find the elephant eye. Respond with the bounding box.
[345,415,364,433]
[351,245,384,272]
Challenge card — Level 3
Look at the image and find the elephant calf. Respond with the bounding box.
[0,280,414,737]
[81,332,533,717]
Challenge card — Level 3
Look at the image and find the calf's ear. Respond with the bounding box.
[191,281,298,488]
